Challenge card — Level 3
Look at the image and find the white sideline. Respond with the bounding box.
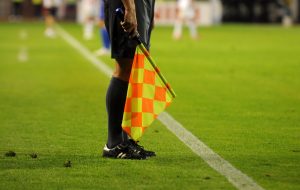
[56,25,265,190]
[56,26,113,77]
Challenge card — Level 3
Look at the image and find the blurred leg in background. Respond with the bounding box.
[81,0,97,40]
[43,0,59,38]
[186,10,198,40]
[173,12,183,40]
[95,0,110,56]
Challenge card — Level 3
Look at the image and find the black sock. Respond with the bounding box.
[106,77,129,148]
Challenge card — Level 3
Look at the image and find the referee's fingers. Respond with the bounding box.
[121,21,136,34]
[127,25,136,33]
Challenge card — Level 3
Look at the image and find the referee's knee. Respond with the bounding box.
[113,59,133,81]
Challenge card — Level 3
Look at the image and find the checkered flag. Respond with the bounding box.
[122,43,176,141]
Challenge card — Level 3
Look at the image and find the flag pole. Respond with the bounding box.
[115,8,176,98]
[137,43,176,98]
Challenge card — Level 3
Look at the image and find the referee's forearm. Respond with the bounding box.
[121,0,136,12]
[120,0,138,35]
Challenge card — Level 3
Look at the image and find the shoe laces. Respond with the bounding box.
[129,139,145,151]
[128,140,156,157]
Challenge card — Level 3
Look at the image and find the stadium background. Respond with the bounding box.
[0,0,299,25]
[0,1,299,190]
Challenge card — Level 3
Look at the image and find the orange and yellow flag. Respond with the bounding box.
[122,44,176,141]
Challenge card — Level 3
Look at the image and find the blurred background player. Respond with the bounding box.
[173,0,198,40]
[10,0,24,21]
[81,0,98,40]
[94,0,110,56]
[277,0,293,27]
[32,0,43,19]
[43,0,60,38]
[210,0,223,25]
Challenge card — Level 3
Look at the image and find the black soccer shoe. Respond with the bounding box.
[128,139,156,157]
[102,144,146,160]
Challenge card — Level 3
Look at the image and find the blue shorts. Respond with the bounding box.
[104,0,155,59]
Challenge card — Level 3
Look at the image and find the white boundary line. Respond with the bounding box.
[56,25,265,190]
[56,26,113,77]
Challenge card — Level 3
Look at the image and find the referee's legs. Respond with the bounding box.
[105,59,132,148]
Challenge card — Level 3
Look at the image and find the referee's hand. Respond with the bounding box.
[121,8,138,38]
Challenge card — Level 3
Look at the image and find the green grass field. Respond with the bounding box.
[0,22,299,190]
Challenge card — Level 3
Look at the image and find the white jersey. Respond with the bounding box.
[43,0,60,8]
[178,0,192,10]
[81,0,98,18]
[177,0,194,19]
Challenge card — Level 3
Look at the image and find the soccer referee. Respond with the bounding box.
[102,0,156,159]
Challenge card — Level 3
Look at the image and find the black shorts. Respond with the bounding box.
[104,0,155,59]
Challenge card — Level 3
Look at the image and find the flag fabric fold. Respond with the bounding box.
[122,44,176,141]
